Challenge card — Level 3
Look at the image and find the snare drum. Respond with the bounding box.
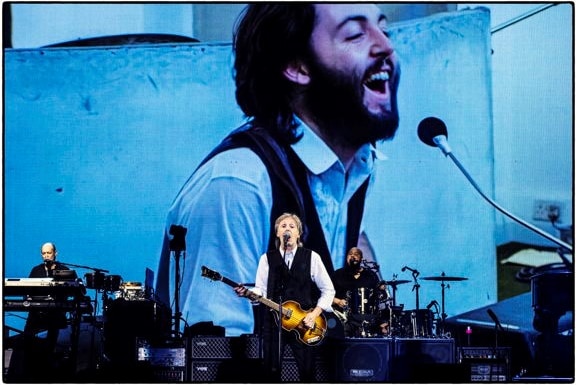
[104,274,123,292]
[347,287,378,315]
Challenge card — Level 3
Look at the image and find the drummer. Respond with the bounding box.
[332,247,384,337]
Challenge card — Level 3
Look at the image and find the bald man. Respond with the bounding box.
[21,242,70,378]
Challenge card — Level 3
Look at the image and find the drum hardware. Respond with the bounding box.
[332,306,348,324]
[360,259,380,273]
[342,282,395,337]
[120,281,146,301]
[384,308,435,338]
[380,278,410,307]
[423,272,468,336]
[401,265,422,311]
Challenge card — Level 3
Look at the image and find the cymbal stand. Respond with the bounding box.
[389,275,399,307]
[410,271,420,310]
[439,279,449,336]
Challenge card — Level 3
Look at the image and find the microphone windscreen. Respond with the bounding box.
[418,117,448,147]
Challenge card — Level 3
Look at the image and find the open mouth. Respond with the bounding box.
[364,71,390,95]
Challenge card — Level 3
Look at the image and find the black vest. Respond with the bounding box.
[266,248,318,310]
[198,123,370,276]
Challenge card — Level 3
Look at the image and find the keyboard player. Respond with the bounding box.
[20,242,70,378]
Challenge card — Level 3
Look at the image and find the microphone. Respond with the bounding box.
[417,117,572,254]
[402,266,416,273]
[44,259,54,267]
[283,231,291,244]
[487,308,505,332]
[418,116,452,155]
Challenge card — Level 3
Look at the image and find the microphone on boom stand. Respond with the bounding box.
[417,117,572,260]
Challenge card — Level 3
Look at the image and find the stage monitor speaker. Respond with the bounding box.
[391,338,456,382]
[332,338,392,382]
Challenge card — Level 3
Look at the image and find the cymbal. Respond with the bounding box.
[423,275,468,281]
[381,279,411,286]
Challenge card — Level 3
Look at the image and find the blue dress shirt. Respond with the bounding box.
[157,119,384,336]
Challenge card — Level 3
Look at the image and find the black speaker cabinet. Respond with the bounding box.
[278,341,331,381]
[103,299,171,365]
[281,358,330,382]
[391,338,456,382]
[190,359,263,382]
[332,338,393,382]
[188,336,262,382]
[189,335,261,359]
[190,361,221,382]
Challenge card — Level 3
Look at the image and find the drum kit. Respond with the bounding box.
[84,271,148,302]
[340,264,468,339]
[81,270,171,367]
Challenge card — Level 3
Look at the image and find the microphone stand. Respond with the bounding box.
[169,225,187,339]
[59,262,110,371]
[440,140,573,257]
[487,309,505,381]
[406,268,420,338]
[277,246,290,375]
[58,262,109,317]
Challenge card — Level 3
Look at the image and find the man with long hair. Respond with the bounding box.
[156,3,400,340]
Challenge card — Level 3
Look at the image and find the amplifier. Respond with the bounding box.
[281,357,330,382]
[137,338,187,367]
[189,335,262,382]
[136,338,187,382]
[190,359,262,382]
[190,361,222,382]
[459,347,511,382]
[189,335,260,359]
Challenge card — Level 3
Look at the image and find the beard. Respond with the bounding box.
[303,57,400,147]
[346,259,361,272]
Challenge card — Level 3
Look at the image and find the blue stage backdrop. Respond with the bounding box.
[5,8,496,335]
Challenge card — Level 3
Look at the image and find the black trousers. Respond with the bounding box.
[261,307,317,382]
